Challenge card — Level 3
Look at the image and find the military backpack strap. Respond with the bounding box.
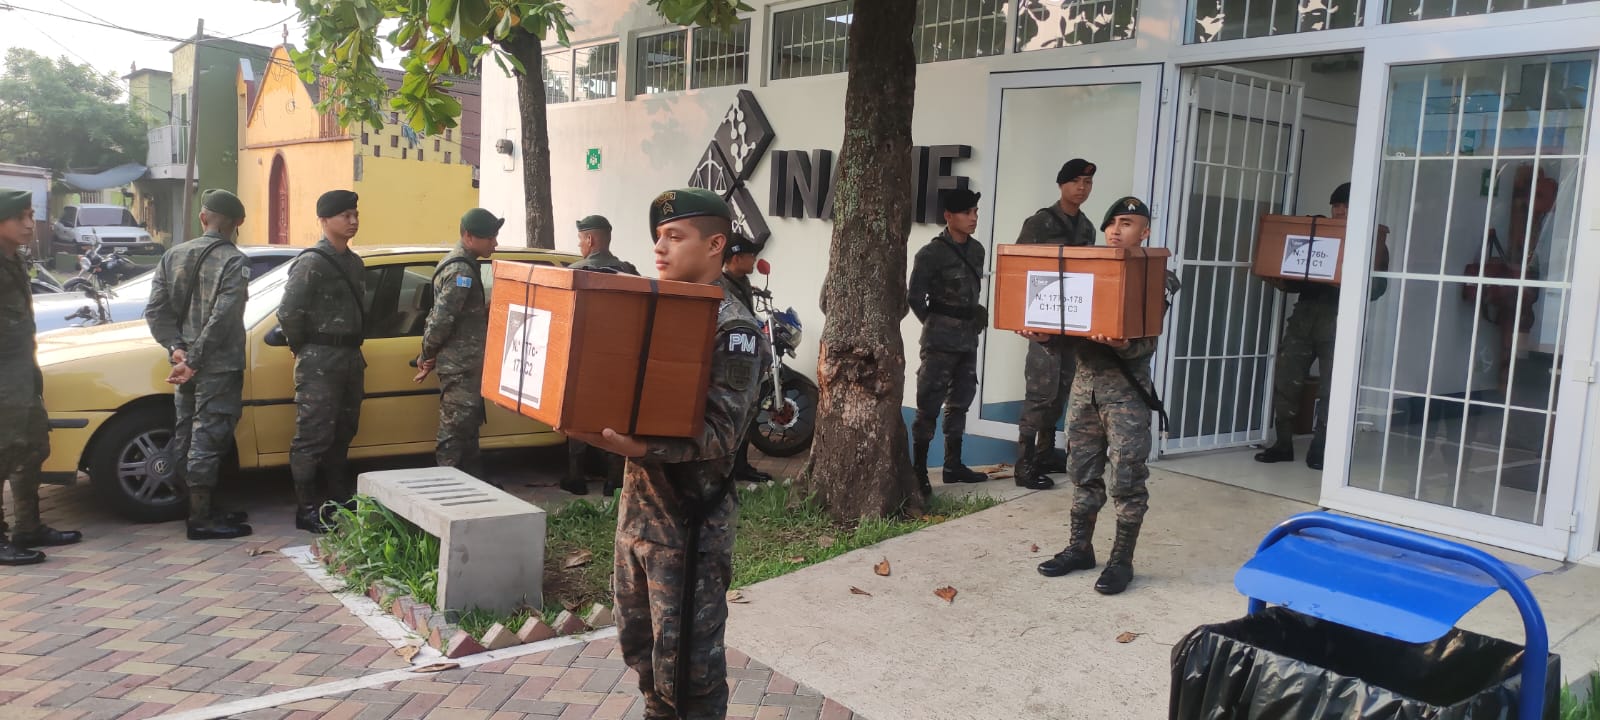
[297,247,367,335]
[937,234,983,283]
[175,239,227,332]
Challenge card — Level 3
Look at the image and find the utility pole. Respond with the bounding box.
[178,18,203,242]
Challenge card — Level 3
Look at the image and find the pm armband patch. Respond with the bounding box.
[455,276,473,288]
[726,331,759,356]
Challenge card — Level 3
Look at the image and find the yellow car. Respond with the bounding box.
[37,246,578,522]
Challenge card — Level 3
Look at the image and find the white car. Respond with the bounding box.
[53,204,160,255]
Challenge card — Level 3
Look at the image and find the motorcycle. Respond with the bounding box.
[64,243,140,292]
[63,286,114,327]
[25,249,68,295]
[749,259,818,458]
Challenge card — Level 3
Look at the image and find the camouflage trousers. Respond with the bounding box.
[1271,299,1337,449]
[912,348,978,445]
[173,370,243,496]
[0,404,49,536]
[436,370,484,478]
[614,534,733,720]
[290,347,365,506]
[1066,388,1152,526]
[1019,338,1078,437]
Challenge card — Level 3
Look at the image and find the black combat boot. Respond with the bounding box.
[0,535,45,566]
[1094,520,1141,595]
[1038,511,1097,577]
[562,446,590,496]
[1014,435,1054,490]
[9,526,82,548]
[294,504,332,535]
[1253,438,1294,464]
[187,488,253,540]
[913,439,932,495]
[1037,431,1068,474]
[1305,435,1326,471]
[941,438,988,484]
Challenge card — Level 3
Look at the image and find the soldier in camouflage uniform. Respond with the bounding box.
[722,233,773,484]
[145,189,253,540]
[1014,159,1099,490]
[1257,183,1389,471]
[0,189,81,565]
[568,188,764,720]
[907,188,989,493]
[278,190,367,534]
[563,215,635,496]
[414,208,501,481]
[1037,197,1179,596]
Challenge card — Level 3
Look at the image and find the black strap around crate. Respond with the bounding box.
[1301,216,1319,281]
[627,279,661,436]
[514,270,534,417]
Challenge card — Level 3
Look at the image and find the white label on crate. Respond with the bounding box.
[498,304,552,409]
[1023,271,1095,332]
[1280,234,1342,281]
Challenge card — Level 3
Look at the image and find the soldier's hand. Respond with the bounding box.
[567,429,647,458]
[412,366,433,384]
[170,348,188,365]
[166,362,196,385]
[1088,333,1129,349]
[1017,330,1050,343]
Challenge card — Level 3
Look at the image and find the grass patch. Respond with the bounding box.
[1563,672,1600,720]
[319,484,1000,641]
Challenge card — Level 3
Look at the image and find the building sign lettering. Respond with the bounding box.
[769,145,974,225]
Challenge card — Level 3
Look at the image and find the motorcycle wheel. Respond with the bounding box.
[63,278,92,292]
[750,374,818,458]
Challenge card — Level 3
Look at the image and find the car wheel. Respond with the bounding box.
[88,405,187,523]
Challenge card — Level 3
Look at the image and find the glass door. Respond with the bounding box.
[969,65,1164,440]
[1326,51,1596,557]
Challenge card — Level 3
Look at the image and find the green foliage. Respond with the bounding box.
[319,495,441,607]
[278,0,577,134]
[0,49,148,177]
[648,0,754,30]
[1563,672,1600,720]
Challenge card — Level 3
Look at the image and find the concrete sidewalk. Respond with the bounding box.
[726,470,1600,720]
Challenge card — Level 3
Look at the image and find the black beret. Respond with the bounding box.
[460,208,505,237]
[1056,158,1097,184]
[941,188,981,214]
[201,189,246,221]
[1100,196,1151,231]
[316,190,359,219]
[577,215,611,232]
[1330,182,1352,206]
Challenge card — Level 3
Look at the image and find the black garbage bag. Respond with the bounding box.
[1170,607,1560,720]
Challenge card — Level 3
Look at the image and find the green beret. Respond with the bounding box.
[0,188,32,221]
[316,190,359,219]
[725,232,761,257]
[649,188,731,230]
[201,189,246,221]
[576,215,611,232]
[1101,195,1151,231]
[461,208,505,237]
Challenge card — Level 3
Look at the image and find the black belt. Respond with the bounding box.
[306,332,363,348]
[928,301,975,320]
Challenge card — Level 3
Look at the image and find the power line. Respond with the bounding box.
[14,13,176,121]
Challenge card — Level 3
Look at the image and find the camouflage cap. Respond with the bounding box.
[460,208,505,237]
[649,188,731,230]
[576,215,611,232]
[1100,196,1151,231]
[0,188,30,220]
[201,189,246,221]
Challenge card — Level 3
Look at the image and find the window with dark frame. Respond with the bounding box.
[635,30,688,95]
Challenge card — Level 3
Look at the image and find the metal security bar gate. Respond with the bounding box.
[1161,66,1306,455]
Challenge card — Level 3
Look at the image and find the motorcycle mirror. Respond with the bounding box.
[756,259,771,275]
[264,326,288,348]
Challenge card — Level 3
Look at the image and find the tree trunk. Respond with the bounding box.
[502,31,556,250]
[801,0,924,520]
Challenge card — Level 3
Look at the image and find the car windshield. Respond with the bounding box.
[77,207,139,227]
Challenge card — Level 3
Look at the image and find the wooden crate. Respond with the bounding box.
[481,261,723,438]
[1253,215,1345,286]
[993,245,1173,339]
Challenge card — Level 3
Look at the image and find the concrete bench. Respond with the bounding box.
[356,467,546,615]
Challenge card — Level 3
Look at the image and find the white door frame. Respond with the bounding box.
[1319,26,1600,559]
[968,64,1168,443]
